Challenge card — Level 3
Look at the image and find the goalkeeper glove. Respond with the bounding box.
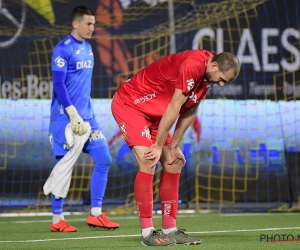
[65,105,88,135]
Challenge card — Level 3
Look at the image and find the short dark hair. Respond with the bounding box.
[212,52,240,76]
[71,6,94,23]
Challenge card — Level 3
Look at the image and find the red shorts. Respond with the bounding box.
[111,92,172,148]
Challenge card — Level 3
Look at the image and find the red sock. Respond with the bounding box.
[134,171,154,229]
[159,170,180,229]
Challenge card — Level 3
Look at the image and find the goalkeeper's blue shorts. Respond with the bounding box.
[49,116,108,156]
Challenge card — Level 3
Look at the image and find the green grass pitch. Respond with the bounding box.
[0,213,300,249]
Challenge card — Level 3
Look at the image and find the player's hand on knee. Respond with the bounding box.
[144,144,162,168]
[65,105,88,135]
[169,146,186,165]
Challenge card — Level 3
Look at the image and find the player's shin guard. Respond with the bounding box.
[159,170,180,229]
[134,171,154,229]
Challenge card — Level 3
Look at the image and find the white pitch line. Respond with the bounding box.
[221,213,288,216]
[0,218,87,224]
[0,234,141,243]
[0,214,209,224]
[0,212,296,224]
[1,227,300,243]
[0,215,154,224]
[189,227,300,234]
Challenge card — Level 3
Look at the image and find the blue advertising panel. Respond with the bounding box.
[1,99,299,171]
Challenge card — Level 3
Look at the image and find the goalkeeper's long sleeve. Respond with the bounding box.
[52,70,72,108]
[53,70,88,135]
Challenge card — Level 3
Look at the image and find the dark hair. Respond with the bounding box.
[71,6,94,23]
[211,52,240,76]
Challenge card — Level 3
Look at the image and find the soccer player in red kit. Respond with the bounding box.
[111,50,240,246]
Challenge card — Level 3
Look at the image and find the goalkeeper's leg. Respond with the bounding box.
[50,156,77,232]
[85,141,119,229]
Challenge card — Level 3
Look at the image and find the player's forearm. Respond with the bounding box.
[171,103,200,147]
[171,112,197,148]
[155,102,181,148]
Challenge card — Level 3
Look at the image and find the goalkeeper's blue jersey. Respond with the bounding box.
[50,35,94,121]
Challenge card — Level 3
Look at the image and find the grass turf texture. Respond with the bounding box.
[0,213,300,249]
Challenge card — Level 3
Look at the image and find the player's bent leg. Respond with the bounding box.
[160,145,185,173]
[132,146,165,245]
[85,145,119,229]
[50,193,77,232]
[132,146,156,174]
[159,147,201,244]
[50,156,78,233]
[159,170,180,231]
[134,171,154,232]
[159,146,185,231]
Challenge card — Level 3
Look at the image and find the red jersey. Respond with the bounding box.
[116,50,213,121]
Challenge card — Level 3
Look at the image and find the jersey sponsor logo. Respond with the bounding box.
[89,50,93,55]
[75,50,80,54]
[89,130,106,142]
[54,56,66,68]
[141,126,151,139]
[189,91,197,103]
[63,142,71,150]
[134,93,156,105]
[76,60,93,70]
[186,78,195,91]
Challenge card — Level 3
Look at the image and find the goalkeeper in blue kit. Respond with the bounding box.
[48,5,119,232]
